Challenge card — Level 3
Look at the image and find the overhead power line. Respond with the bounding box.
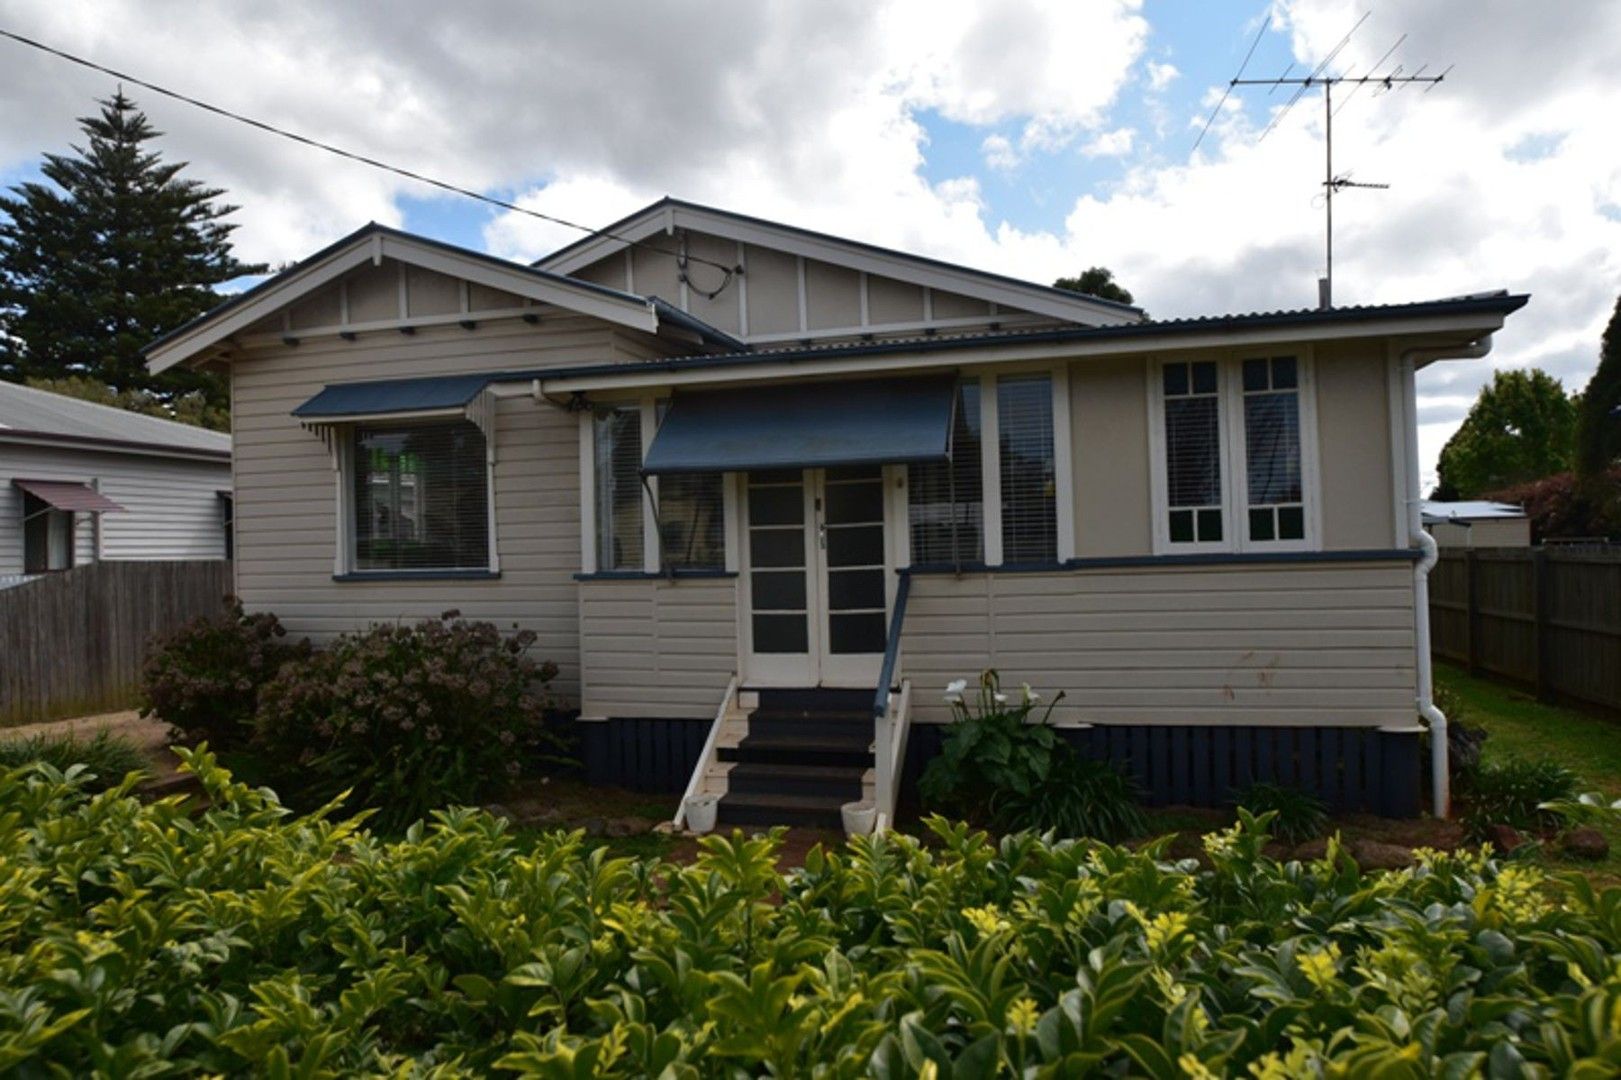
[0,26,740,287]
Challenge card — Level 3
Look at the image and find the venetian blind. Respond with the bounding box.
[653,400,725,570]
[594,406,643,570]
[352,420,488,571]
[907,380,983,565]
[1162,360,1223,544]
[998,374,1057,563]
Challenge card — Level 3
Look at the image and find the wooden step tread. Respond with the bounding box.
[719,791,850,812]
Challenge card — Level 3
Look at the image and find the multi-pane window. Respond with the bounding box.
[593,405,644,571]
[998,374,1057,563]
[1242,356,1305,543]
[352,420,488,571]
[907,380,983,565]
[1161,360,1224,545]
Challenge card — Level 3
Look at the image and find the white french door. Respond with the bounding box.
[741,466,896,687]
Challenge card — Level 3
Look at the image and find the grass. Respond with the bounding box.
[1436,662,1621,877]
[0,728,148,791]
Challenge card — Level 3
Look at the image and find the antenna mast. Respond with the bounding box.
[1199,15,1452,308]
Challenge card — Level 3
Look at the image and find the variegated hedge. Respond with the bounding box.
[3,751,1620,1076]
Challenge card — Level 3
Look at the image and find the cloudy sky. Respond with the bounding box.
[2,0,1617,486]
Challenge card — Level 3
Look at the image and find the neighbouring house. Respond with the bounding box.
[144,198,1528,827]
[0,381,232,586]
[1422,499,1532,548]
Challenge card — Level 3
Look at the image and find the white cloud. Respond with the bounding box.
[1146,60,1179,91]
[1081,127,1135,157]
[980,133,1021,173]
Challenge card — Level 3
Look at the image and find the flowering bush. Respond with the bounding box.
[6,753,1621,1075]
[252,611,563,830]
[139,597,310,748]
[919,670,1145,840]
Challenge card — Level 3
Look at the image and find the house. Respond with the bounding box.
[145,197,1528,827]
[1422,499,1532,548]
[0,381,232,586]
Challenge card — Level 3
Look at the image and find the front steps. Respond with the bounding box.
[708,688,875,830]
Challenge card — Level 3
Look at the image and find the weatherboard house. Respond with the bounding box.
[145,199,1526,828]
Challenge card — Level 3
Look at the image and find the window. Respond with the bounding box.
[998,374,1057,563]
[908,380,983,564]
[22,494,73,572]
[652,400,724,571]
[1153,354,1315,552]
[1241,357,1305,543]
[593,405,644,570]
[218,492,234,560]
[1161,360,1224,545]
[352,420,489,571]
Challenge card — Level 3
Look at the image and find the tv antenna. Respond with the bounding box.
[1195,14,1451,307]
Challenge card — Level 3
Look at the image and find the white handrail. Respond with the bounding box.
[673,673,740,830]
[874,678,912,833]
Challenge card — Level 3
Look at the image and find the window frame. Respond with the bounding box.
[337,415,498,577]
[1148,350,1320,555]
[21,493,75,573]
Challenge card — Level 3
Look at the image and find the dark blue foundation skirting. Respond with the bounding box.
[576,716,1423,816]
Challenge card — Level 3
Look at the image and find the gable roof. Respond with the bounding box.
[534,196,1146,327]
[0,380,231,460]
[144,222,743,374]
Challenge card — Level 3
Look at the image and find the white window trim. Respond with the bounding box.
[1147,352,1320,555]
[335,416,498,575]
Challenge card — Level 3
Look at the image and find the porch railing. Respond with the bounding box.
[873,571,913,831]
[672,674,740,830]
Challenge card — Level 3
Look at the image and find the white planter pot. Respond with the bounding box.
[684,794,720,834]
[842,801,878,837]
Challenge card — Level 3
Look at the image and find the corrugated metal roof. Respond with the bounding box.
[1421,499,1528,522]
[12,478,127,513]
[292,373,493,419]
[0,381,231,457]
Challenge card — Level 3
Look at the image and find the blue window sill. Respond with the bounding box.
[333,569,502,582]
[574,569,737,581]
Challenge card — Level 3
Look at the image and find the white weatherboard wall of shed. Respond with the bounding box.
[899,561,1417,727]
[228,312,665,705]
[0,443,230,575]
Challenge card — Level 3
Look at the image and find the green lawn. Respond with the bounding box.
[1436,661,1621,877]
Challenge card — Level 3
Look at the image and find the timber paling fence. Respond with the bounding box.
[1429,546,1621,714]
[0,560,232,726]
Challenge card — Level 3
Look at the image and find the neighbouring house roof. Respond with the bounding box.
[0,380,231,461]
[1422,499,1528,523]
[144,222,745,374]
[533,196,1146,327]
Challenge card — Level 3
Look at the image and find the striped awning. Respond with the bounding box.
[12,479,125,513]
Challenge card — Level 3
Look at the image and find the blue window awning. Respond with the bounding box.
[641,376,957,475]
[292,373,493,421]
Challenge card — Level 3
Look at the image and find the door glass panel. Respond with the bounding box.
[753,613,810,653]
[747,472,810,659]
[828,568,885,609]
[827,524,884,567]
[825,480,884,524]
[829,612,886,653]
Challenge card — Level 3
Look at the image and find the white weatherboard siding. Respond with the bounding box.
[899,561,1418,728]
[578,578,738,718]
[229,314,666,705]
[0,443,229,574]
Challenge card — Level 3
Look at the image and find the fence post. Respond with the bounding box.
[1532,548,1553,703]
[1465,548,1481,675]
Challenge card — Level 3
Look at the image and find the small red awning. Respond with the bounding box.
[13,479,126,513]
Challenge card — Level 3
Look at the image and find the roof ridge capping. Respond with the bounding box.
[533,195,1147,324]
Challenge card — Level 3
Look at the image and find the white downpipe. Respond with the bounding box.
[1399,334,1494,818]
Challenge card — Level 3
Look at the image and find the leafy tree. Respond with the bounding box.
[25,374,228,432]
[0,91,263,413]
[1433,368,1576,499]
[1574,294,1621,513]
[1052,266,1134,305]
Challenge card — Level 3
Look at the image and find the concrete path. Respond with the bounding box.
[2,709,179,779]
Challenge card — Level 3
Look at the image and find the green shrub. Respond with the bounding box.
[140,597,310,749]
[5,754,1621,1075]
[918,671,1144,840]
[0,728,145,791]
[1230,781,1328,844]
[1462,755,1581,837]
[252,611,564,831]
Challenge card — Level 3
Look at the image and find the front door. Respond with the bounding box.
[743,466,892,687]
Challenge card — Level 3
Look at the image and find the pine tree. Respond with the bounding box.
[0,91,264,413]
[1576,294,1621,480]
